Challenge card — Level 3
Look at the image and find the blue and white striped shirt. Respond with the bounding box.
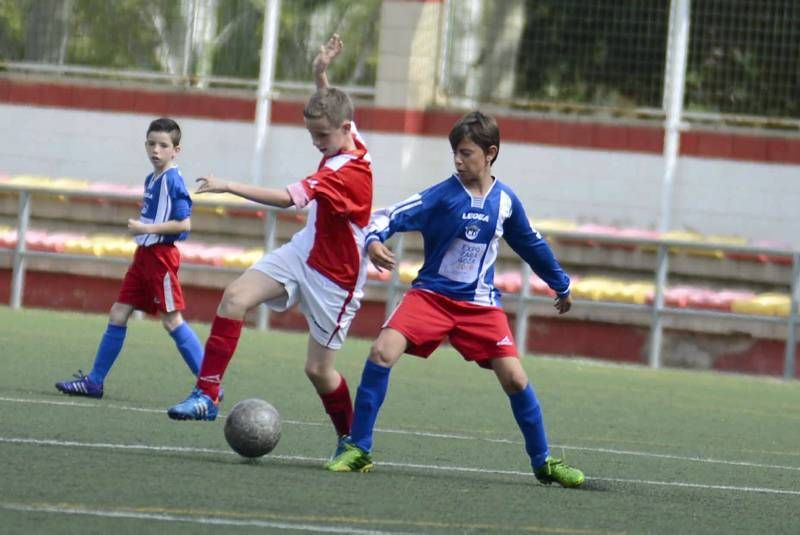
[135,166,192,246]
[366,174,570,306]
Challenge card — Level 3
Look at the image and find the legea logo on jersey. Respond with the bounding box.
[462,212,489,222]
[462,212,487,241]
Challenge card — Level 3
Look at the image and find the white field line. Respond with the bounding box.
[0,502,411,534]
[1,436,799,497]
[2,395,799,473]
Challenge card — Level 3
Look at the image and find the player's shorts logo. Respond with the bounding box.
[496,336,513,346]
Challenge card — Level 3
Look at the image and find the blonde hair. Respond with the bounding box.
[303,87,354,127]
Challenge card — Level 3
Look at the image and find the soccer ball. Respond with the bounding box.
[223,398,282,458]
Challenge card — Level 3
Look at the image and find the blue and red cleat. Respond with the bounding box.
[167,387,220,421]
[55,371,103,399]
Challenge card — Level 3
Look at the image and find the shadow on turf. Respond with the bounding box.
[203,454,612,492]
[576,478,610,492]
[84,443,611,493]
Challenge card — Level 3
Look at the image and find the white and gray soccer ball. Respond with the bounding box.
[224,398,282,458]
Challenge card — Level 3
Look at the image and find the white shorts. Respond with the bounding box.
[249,242,362,350]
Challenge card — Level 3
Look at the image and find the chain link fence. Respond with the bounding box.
[1,0,798,126]
[440,0,799,127]
[685,0,799,126]
[441,0,669,115]
[0,0,380,94]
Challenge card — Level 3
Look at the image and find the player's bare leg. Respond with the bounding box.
[492,357,584,488]
[167,271,287,421]
[326,328,407,472]
[306,337,353,457]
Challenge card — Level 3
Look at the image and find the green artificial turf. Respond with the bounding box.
[1,307,799,534]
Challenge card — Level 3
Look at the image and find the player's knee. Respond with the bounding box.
[303,361,329,384]
[502,374,529,394]
[368,343,396,368]
[303,365,319,382]
[161,312,183,332]
[218,286,248,318]
[492,363,529,394]
[497,366,529,393]
[108,303,131,325]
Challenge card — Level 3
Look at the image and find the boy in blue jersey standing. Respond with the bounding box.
[55,118,204,398]
[326,111,585,487]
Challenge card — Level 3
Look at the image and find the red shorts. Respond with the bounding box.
[117,244,185,315]
[386,288,518,369]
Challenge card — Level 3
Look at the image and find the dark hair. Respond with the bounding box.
[448,111,500,164]
[303,87,354,127]
[147,117,181,146]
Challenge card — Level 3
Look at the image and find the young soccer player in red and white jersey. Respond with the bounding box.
[326,111,585,487]
[167,35,371,456]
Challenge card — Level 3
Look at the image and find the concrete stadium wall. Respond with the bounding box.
[1,89,798,247]
[2,267,795,378]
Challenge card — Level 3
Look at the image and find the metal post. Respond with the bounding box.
[251,0,281,186]
[784,253,800,380]
[10,191,32,308]
[649,0,690,368]
[181,0,197,85]
[384,234,406,318]
[255,209,278,330]
[437,0,453,95]
[514,262,533,356]
[649,244,669,367]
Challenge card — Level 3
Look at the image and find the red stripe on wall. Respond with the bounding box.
[1,78,798,164]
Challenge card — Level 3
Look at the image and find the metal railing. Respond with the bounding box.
[1,183,798,379]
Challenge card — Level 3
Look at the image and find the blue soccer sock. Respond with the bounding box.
[350,359,392,453]
[87,324,127,384]
[169,322,203,376]
[509,383,550,470]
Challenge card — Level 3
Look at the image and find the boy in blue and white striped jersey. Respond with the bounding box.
[55,118,204,399]
[326,111,585,487]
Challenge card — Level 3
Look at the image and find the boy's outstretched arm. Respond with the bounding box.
[503,195,572,315]
[313,33,343,90]
[196,175,292,208]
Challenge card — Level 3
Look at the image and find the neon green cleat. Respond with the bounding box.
[325,442,374,473]
[534,457,585,488]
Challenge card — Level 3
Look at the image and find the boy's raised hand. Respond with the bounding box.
[195,175,229,194]
[313,33,343,88]
[368,240,396,272]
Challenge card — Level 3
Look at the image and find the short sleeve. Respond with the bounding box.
[290,163,369,216]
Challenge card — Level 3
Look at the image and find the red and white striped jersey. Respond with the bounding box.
[285,124,373,292]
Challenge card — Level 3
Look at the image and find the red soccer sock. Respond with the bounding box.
[319,375,353,437]
[196,315,243,400]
